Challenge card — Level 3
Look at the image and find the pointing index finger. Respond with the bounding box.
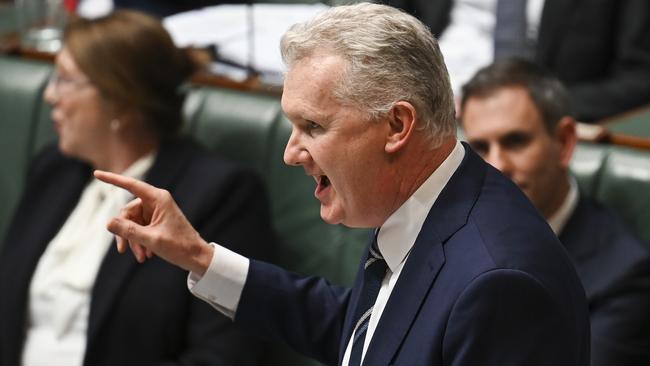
[94,170,158,201]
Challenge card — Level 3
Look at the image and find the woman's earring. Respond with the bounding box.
[110,119,121,132]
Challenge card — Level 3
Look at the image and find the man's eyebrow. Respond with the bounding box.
[467,137,487,145]
[499,131,530,141]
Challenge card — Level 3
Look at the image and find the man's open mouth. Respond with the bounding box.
[316,175,331,194]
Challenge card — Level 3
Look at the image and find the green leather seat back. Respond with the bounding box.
[31,98,56,156]
[595,147,650,243]
[570,142,610,197]
[571,143,650,244]
[0,4,16,34]
[606,106,650,139]
[0,56,51,242]
[186,87,281,176]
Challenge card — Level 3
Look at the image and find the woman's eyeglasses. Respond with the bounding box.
[47,70,92,96]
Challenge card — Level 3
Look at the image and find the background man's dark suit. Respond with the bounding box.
[113,0,249,18]
[385,0,650,122]
[560,196,650,366]
[0,139,272,366]
[233,144,590,365]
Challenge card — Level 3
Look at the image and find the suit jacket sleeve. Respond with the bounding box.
[235,260,351,366]
[443,269,589,366]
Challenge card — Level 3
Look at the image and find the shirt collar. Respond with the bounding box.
[548,176,579,235]
[377,140,465,271]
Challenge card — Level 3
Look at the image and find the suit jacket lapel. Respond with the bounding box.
[361,229,445,365]
[339,235,374,363]
[536,0,581,64]
[559,198,597,261]
[359,144,487,365]
[86,139,194,343]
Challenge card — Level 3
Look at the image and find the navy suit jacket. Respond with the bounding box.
[0,139,273,366]
[560,197,650,366]
[384,0,650,122]
[234,144,590,366]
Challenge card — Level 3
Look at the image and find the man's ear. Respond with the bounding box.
[386,101,417,153]
[555,116,577,169]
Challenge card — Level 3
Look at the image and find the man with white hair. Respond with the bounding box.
[96,3,590,365]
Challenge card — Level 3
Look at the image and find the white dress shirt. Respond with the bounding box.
[439,0,545,94]
[188,140,465,366]
[21,153,155,366]
[547,176,579,236]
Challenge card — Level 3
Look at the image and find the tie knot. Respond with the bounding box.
[365,238,384,263]
[370,239,382,257]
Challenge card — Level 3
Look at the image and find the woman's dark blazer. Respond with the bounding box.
[0,138,273,366]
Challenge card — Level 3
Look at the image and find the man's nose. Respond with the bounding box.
[283,126,308,166]
[486,147,513,177]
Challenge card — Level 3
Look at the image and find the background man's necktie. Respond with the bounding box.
[348,238,388,366]
[494,0,533,60]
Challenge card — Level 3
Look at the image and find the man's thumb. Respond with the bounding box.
[107,217,150,248]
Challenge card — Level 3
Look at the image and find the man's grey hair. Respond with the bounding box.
[280,2,456,148]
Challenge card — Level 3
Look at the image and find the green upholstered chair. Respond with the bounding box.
[571,143,650,244]
[0,4,16,35]
[0,56,52,243]
[606,106,650,140]
[185,86,282,176]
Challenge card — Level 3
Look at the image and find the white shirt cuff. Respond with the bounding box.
[187,242,250,319]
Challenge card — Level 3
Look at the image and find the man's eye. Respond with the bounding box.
[502,133,531,149]
[306,121,321,131]
[469,141,488,155]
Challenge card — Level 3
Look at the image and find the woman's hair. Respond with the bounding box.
[64,10,198,140]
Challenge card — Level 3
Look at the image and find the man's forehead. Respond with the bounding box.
[282,56,345,114]
[465,88,545,126]
[464,116,538,141]
[286,53,345,84]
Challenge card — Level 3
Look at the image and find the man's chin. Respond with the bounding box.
[319,205,343,225]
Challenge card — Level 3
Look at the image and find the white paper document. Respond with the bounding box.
[164,3,329,82]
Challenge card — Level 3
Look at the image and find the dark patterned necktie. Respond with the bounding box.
[348,238,388,366]
[494,0,533,59]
